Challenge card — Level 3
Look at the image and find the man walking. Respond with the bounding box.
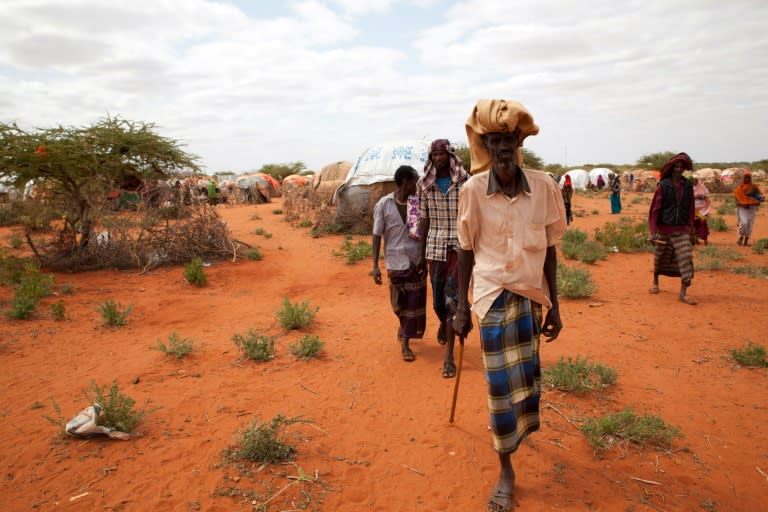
[417,139,468,378]
[372,166,427,362]
[453,99,566,512]
[648,152,697,305]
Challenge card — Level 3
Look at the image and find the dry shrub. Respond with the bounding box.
[33,204,242,272]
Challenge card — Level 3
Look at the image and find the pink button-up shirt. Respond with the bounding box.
[457,168,566,319]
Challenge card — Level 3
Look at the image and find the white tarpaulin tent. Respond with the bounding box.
[341,140,430,188]
[561,169,590,190]
[333,140,429,231]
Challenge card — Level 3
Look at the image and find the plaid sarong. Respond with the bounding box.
[388,267,426,340]
[653,232,694,285]
[428,249,459,323]
[479,290,543,454]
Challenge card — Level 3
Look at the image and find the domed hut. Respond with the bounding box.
[333,140,429,232]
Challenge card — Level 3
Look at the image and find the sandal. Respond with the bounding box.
[401,346,416,362]
[442,361,456,379]
[680,296,698,305]
[649,286,659,294]
[487,485,514,512]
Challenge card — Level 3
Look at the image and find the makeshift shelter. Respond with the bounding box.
[334,140,429,232]
[255,173,281,197]
[560,169,590,190]
[636,170,660,192]
[311,161,353,206]
[282,174,310,194]
[236,174,271,203]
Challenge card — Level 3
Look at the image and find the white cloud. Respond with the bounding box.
[1,0,767,173]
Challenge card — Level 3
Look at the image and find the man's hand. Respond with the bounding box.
[453,306,473,337]
[541,307,562,341]
[414,254,427,276]
[372,266,382,285]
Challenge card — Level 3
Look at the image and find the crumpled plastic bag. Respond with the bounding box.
[65,404,132,440]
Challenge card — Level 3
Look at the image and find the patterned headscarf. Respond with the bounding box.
[420,139,467,191]
[659,152,693,180]
[465,99,539,173]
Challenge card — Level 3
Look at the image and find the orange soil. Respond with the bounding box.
[1,191,767,511]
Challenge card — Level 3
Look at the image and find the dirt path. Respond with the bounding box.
[1,190,766,511]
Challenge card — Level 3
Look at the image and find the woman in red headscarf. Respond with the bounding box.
[648,152,697,305]
[561,174,573,225]
[733,172,764,246]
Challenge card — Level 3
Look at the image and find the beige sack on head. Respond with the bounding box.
[465,99,539,174]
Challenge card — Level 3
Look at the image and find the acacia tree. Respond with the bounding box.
[453,143,544,171]
[636,151,677,170]
[0,116,200,250]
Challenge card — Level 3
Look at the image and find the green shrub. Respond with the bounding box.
[290,334,324,360]
[50,300,66,321]
[9,233,22,249]
[84,380,151,432]
[731,265,768,278]
[225,415,307,464]
[247,247,263,260]
[333,235,372,264]
[59,283,74,295]
[5,267,54,319]
[272,209,283,215]
[593,217,651,252]
[254,227,273,238]
[543,356,617,393]
[556,263,596,298]
[695,258,723,271]
[311,222,344,238]
[232,329,276,361]
[250,213,262,221]
[297,219,313,228]
[561,229,588,245]
[715,195,736,215]
[0,252,26,285]
[184,258,208,286]
[708,216,728,232]
[731,342,768,367]
[156,333,196,360]
[277,297,318,330]
[580,409,682,450]
[697,246,742,261]
[97,300,132,327]
[752,238,768,254]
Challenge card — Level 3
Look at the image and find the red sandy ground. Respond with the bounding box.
[1,191,767,512]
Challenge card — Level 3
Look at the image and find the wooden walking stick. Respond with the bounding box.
[449,335,465,423]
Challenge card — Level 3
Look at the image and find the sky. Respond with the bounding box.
[1,0,767,174]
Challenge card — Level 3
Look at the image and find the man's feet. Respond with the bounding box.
[442,360,456,378]
[437,322,447,345]
[401,343,415,362]
[487,480,515,511]
[737,236,744,245]
[649,285,659,294]
[680,295,698,305]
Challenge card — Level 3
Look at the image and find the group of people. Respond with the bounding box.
[372,99,566,512]
[369,98,763,512]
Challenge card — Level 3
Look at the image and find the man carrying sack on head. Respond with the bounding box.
[453,99,566,512]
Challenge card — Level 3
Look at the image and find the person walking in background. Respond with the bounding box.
[561,174,574,225]
[733,172,764,246]
[609,174,622,214]
[207,178,218,205]
[693,177,711,245]
[648,152,697,305]
[372,166,427,362]
[416,139,468,378]
[596,173,605,191]
[454,99,566,512]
